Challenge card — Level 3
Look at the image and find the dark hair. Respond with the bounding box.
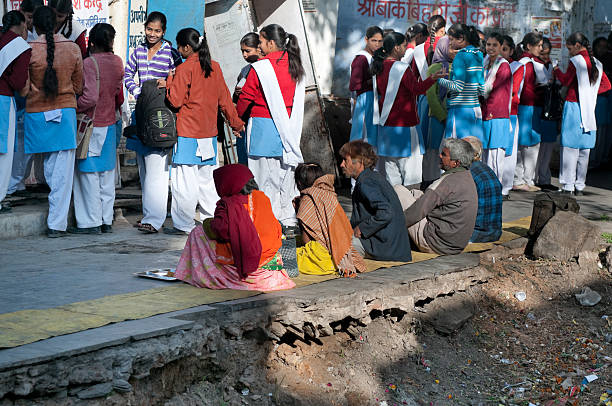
[593,36,607,58]
[260,24,305,82]
[486,32,504,45]
[426,15,446,64]
[176,28,213,77]
[19,0,44,13]
[47,0,73,39]
[33,6,58,99]
[240,32,259,49]
[295,163,324,191]
[567,32,599,84]
[365,25,383,39]
[339,140,378,170]
[501,35,515,50]
[406,23,427,42]
[145,11,167,32]
[240,178,259,195]
[447,23,480,48]
[371,31,405,76]
[88,23,115,53]
[515,31,543,57]
[542,37,552,50]
[2,10,25,33]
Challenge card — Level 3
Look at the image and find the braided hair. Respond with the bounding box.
[426,15,446,64]
[47,0,73,39]
[260,24,305,82]
[567,32,599,85]
[1,10,25,34]
[176,28,213,77]
[33,6,58,99]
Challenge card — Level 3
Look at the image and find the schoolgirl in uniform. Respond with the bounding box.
[349,25,382,145]
[236,24,306,231]
[371,32,444,187]
[402,23,428,65]
[0,11,31,214]
[513,32,546,192]
[437,24,485,141]
[499,35,525,199]
[47,0,87,58]
[70,24,124,234]
[553,32,611,195]
[481,32,512,181]
[164,28,244,235]
[25,6,83,237]
[124,12,175,234]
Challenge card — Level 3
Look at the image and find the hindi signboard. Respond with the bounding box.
[73,0,109,41]
[126,0,148,61]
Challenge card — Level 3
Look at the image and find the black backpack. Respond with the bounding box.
[135,80,177,148]
[540,82,564,121]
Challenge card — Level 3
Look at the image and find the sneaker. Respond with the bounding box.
[574,190,584,196]
[512,184,530,192]
[67,226,102,235]
[162,226,187,235]
[101,224,113,233]
[47,229,68,238]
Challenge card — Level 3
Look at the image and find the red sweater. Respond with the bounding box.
[349,54,372,96]
[236,51,296,119]
[483,61,511,120]
[376,59,435,127]
[510,60,524,115]
[554,50,612,102]
[518,52,545,107]
[0,31,31,96]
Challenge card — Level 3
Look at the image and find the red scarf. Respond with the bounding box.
[211,164,262,279]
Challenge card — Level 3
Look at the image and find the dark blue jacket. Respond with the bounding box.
[350,168,412,261]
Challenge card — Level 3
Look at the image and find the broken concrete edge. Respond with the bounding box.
[0,252,488,400]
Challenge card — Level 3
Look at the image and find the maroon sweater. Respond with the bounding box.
[0,31,31,96]
[482,60,511,120]
[349,54,372,97]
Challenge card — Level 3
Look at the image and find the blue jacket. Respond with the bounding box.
[438,45,485,109]
[350,168,412,261]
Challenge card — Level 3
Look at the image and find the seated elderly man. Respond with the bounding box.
[463,136,503,243]
[394,138,477,255]
[339,141,412,262]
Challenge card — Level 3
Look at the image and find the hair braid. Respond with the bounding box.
[34,6,58,99]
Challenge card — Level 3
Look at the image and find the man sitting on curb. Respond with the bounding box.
[394,138,477,255]
[339,141,412,262]
[463,136,503,243]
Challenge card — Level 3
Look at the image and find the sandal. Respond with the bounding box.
[133,218,143,228]
[137,223,158,234]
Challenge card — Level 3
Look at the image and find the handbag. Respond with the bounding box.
[76,56,100,160]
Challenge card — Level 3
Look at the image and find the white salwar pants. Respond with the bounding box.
[514,143,540,186]
[501,118,520,195]
[136,151,170,231]
[43,149,75,231]
[73,168,115,228]
[559,146,590,192]
[0,102,16,210]
[170,162,219,232]
[535,141,555,185]
[248,156,298,227]
[7,113,32,194]
[483,148,505,183]
[382,154,423,187]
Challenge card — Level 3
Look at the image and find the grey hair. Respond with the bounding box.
[462,136,482,162]
[441,138,474,168]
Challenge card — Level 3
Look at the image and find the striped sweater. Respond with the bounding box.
[124,41,175,98]
[438,46,484,108]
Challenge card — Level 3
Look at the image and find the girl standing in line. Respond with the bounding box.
[236,24,306,233]
[349,25,383,146]
[513,32,545,192]
[437,24,485,141]
[553,32,611,195]
[124,11,175,234]
[70,23,124,234]
[499,35,525,200]
[47,0,87,58]
[164,28,244,235]
[402,23,428,65]
[25,6,83,237]
[0,11,31,214]
[481,32,512,181]
[371,32,444,187]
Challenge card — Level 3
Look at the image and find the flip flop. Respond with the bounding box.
[137,223,158,234]
[133,219,143,228]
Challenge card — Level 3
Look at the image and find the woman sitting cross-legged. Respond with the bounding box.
[175,164,296,291]
[294,163,366,277]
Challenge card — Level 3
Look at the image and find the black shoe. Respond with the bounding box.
[574,190,584,196]
[162,226,187,235]
[101,224,113,233]
[536,183,557,191]
[47,229,68,238]
[67,226,102,235]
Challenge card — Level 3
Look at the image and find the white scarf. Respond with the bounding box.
[401,47,414,65]
[372,60,410,126]
[250,59,305,167]
[412,42,428,80]
[510,60,525,99]
[519,56,548,85]
[484,55,512,115]
[0,35,31,78]
[570,53,603,133]
[60,18,86,42]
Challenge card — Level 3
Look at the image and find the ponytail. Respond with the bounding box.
[260,24,305,82]
[567,32,599,85]
[176,28,213,77]
[447,23,480,49]
[370,31,405,76]
[33,6,58,99]
[465,25,481,48]
[516,31,543,59]
[426,15,445,64]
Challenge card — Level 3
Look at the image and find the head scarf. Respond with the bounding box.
[432,35,451,101]
[210,164,262,278]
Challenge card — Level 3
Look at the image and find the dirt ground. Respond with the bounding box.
[166,243,612,406]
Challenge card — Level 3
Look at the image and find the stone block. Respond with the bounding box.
[76,382,112,399]
[533,211,601,261]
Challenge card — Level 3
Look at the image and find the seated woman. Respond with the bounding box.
[175,164,296,291]
[294,163,366,277]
